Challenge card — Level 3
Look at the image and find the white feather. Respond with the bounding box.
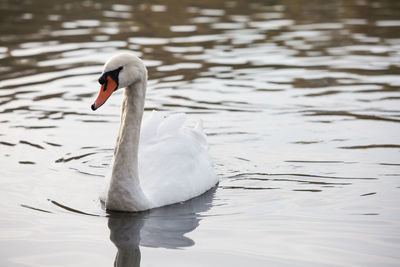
[139,112,217,208]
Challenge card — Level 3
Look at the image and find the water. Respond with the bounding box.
[1,0,400,266]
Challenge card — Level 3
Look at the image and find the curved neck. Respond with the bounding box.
[115,80,146,161]
[106,78,151,211]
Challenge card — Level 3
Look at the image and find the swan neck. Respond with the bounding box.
[118,81,146,154]
[107,78,150,211]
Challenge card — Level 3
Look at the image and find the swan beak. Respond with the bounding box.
[91,76,118,111]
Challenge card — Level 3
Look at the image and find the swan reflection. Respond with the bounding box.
[108,187,216,266]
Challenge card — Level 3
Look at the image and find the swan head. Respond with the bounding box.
[91,53,147,111]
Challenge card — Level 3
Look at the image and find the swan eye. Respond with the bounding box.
[98,74,106,85]
[98,66,123,88]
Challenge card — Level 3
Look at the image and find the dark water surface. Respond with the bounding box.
[1,0,400,266]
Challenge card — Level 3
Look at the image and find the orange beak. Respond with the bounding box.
[91,76,118,111]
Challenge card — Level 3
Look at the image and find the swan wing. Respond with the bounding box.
[138,112,217,208]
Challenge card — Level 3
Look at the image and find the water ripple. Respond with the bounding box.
[1,0,400,265]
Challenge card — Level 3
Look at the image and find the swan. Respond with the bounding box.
[91,53,218,212]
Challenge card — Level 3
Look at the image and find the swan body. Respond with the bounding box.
[91,53,218,212]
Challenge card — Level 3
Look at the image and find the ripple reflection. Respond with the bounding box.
[108,187,216,266]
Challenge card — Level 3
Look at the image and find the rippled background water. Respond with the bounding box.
[1,0,400,266]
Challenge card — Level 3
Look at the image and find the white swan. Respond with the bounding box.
[91,53,218,212]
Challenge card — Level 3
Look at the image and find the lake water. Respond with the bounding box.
[1,0,399,266]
